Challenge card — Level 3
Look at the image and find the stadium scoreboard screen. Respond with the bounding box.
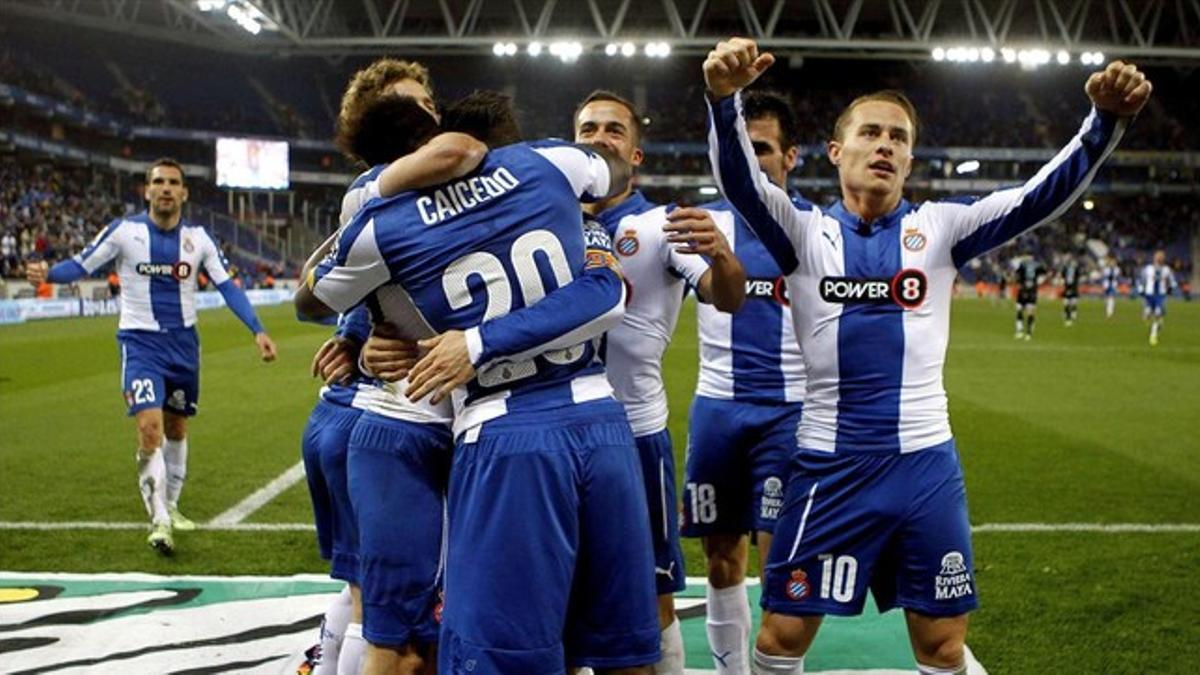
[215,137,289,190]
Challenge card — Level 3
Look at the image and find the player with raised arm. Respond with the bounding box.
[1101,255,1121,318]
[703,37,1149,675]
[1140,249,1177,346]
[295,120,661,673]
[1014,256,1047,339]
[26,158,277,555]
[1060,254,1083,326]
[682,90,807,675]
[570,89,746,674]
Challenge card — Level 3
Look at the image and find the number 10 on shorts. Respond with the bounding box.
[818,554,857,602]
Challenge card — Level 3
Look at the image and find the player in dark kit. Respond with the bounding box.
[1015,257,1047,340]
[1059,255,1083,326]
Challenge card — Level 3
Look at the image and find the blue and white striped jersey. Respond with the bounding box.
[709,93,1126,454]
[595,191,709,436]
[73,212,234,332]
[696,198,805,404]
[311,141,622,437]
[1102,264,1121,292]
[1140,264,1177,297]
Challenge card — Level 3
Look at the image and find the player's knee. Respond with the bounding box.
[703,535,748,587]
[137,420,163,449]
[755,614,814,657]
[911,625,965,668]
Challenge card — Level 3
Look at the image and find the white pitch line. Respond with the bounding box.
[207,461,307,526]
[0,521,1197,533]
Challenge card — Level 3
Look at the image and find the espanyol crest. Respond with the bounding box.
[183,238,195,253]
[784,569,810,600]
[616,230,639,256]
[903,227,927,252]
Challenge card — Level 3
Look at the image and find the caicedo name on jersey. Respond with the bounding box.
[416,167,521,225]
[136,261,193,281]
[819,269,927,309]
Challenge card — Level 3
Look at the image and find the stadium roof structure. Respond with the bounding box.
[6,0,1200,63]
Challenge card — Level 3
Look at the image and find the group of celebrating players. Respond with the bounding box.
[30,35,1152,675]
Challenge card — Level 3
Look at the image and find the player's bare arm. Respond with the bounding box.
[703,38,776,99]
[255,332,278,362]
[376,131,488,198]
[664,207,746,312]
[1086,60,1152,117]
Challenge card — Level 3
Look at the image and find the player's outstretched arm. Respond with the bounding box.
[375,132,488,198]
[405,220,628,403]
[704,38,811,276]
[663,206,746,312]
[943,61,1150,268]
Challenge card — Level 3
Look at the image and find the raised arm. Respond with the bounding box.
[703,38,812,275]
[945,61,1151,267]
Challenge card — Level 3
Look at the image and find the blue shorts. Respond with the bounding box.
[439,399,660,674]
[682,397,802,537]
[1143,294,1166,316]
[762,441,977,619]
[118,328,200,416]
[347,412,452,647]
[636,429,687,595]
[300,398,364,583]
[1105,286,1117,296]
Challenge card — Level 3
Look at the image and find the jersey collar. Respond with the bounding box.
[828,198,913,236]
[594,191,658,234]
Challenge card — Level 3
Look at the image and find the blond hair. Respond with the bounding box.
[335,59,433,158]
[832,90,919,144]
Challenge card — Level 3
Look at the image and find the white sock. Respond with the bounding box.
[917,663,966,675]
[313,586,353,675]
[752,648,803,674]
[655,616,685,674]
[163,437,188,508]
[136,448,169,525]
[1151,320,1161,340]
[1014,317,1023,333]
[337,622,366,675]
[1106,296,1115,317]
[707,582,751,674]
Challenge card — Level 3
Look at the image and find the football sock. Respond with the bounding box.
[313,586,353,675]
[163,437,188,507]
[917,663,966,674]
[707,582,751,674]
[337,623,366,675]
[1150,319,1161,341]
[1106,296,1115,317]
[1014,315,1023,333]
[751,648,803,674]
[1026,314,1035,334]
[136,448,169,525]
[656,616,685,674]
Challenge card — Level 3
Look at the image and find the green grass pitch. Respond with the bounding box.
[1,297,1197,672]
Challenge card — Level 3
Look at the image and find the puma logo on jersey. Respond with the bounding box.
[416,167,520,225]
[819,269,927,309]
[655,561,676,581]
[136,261,192,281]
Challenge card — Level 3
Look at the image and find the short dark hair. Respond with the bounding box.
[574,90,644,144]
[146,157,185,184]
[442,90,522,147]
[833,90,919,144]
[742,90,799,150]
[340,95,440,166]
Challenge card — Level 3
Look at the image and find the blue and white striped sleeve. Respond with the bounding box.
[199,229,232,286]
[529,140,613,202]
[463,220,626,367]
[706,93,813,275]
[73,219,124,273]
[945,108,1127,268]
[339,167,384,227]
[308,214,392,314]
